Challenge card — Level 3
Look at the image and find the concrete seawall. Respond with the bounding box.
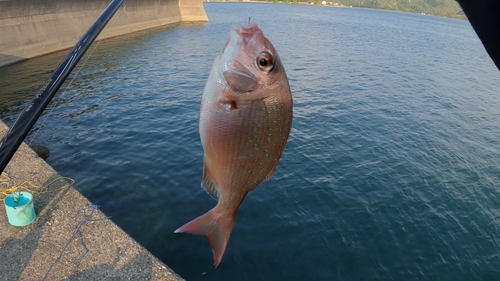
[0,120,184,280]
[0,0,208,67]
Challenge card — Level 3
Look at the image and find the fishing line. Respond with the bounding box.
[1,174,110,280]
[27,2,127,146]
[0,0,124,173]
[0,171,74,199]
[41,204,111,281]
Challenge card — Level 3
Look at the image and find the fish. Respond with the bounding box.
[174,23,293,266]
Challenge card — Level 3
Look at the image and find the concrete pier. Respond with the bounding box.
[0,0,208,67]
[0,1,207,278]
[0,121,184,280]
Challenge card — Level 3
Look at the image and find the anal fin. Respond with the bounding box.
[264,169,275,182]
[202,163,219,200]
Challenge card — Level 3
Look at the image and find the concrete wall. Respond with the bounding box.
[0,0,208,67]
[0,120,184,280]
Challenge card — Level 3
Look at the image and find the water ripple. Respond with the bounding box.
[1,3,500,281]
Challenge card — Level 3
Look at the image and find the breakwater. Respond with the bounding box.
[0,120,184,280]
[0,0,208,67]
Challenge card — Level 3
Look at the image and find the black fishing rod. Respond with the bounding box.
[0,0,124,173]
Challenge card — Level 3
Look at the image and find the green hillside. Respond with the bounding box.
[280,0,466,19]
[343,0,464,18]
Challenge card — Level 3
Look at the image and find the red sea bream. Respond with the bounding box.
[175,23,293,266]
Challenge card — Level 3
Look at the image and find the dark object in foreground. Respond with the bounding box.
[457,0,500,71]
[0,0,124,174]
[30,145,50,160]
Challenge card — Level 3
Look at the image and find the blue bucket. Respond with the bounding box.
[4,192,36,227]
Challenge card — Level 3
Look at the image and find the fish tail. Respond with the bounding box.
[174,208,235,267]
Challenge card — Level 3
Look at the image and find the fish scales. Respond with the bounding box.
[175,23,293,266]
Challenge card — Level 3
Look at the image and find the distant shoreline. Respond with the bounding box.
[204,0,467,20]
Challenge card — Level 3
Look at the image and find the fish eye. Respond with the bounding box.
[256,52,274,72]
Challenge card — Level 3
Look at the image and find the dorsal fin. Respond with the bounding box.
[202,163,219,200]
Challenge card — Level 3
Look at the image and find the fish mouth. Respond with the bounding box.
[222,23,262,53]
[232,23,259,37]
[221,24,259,54]
[229,23,262,46]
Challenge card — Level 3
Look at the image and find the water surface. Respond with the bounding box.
[1,3,500,281]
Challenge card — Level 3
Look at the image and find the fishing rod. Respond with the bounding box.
[0,0,124,174]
